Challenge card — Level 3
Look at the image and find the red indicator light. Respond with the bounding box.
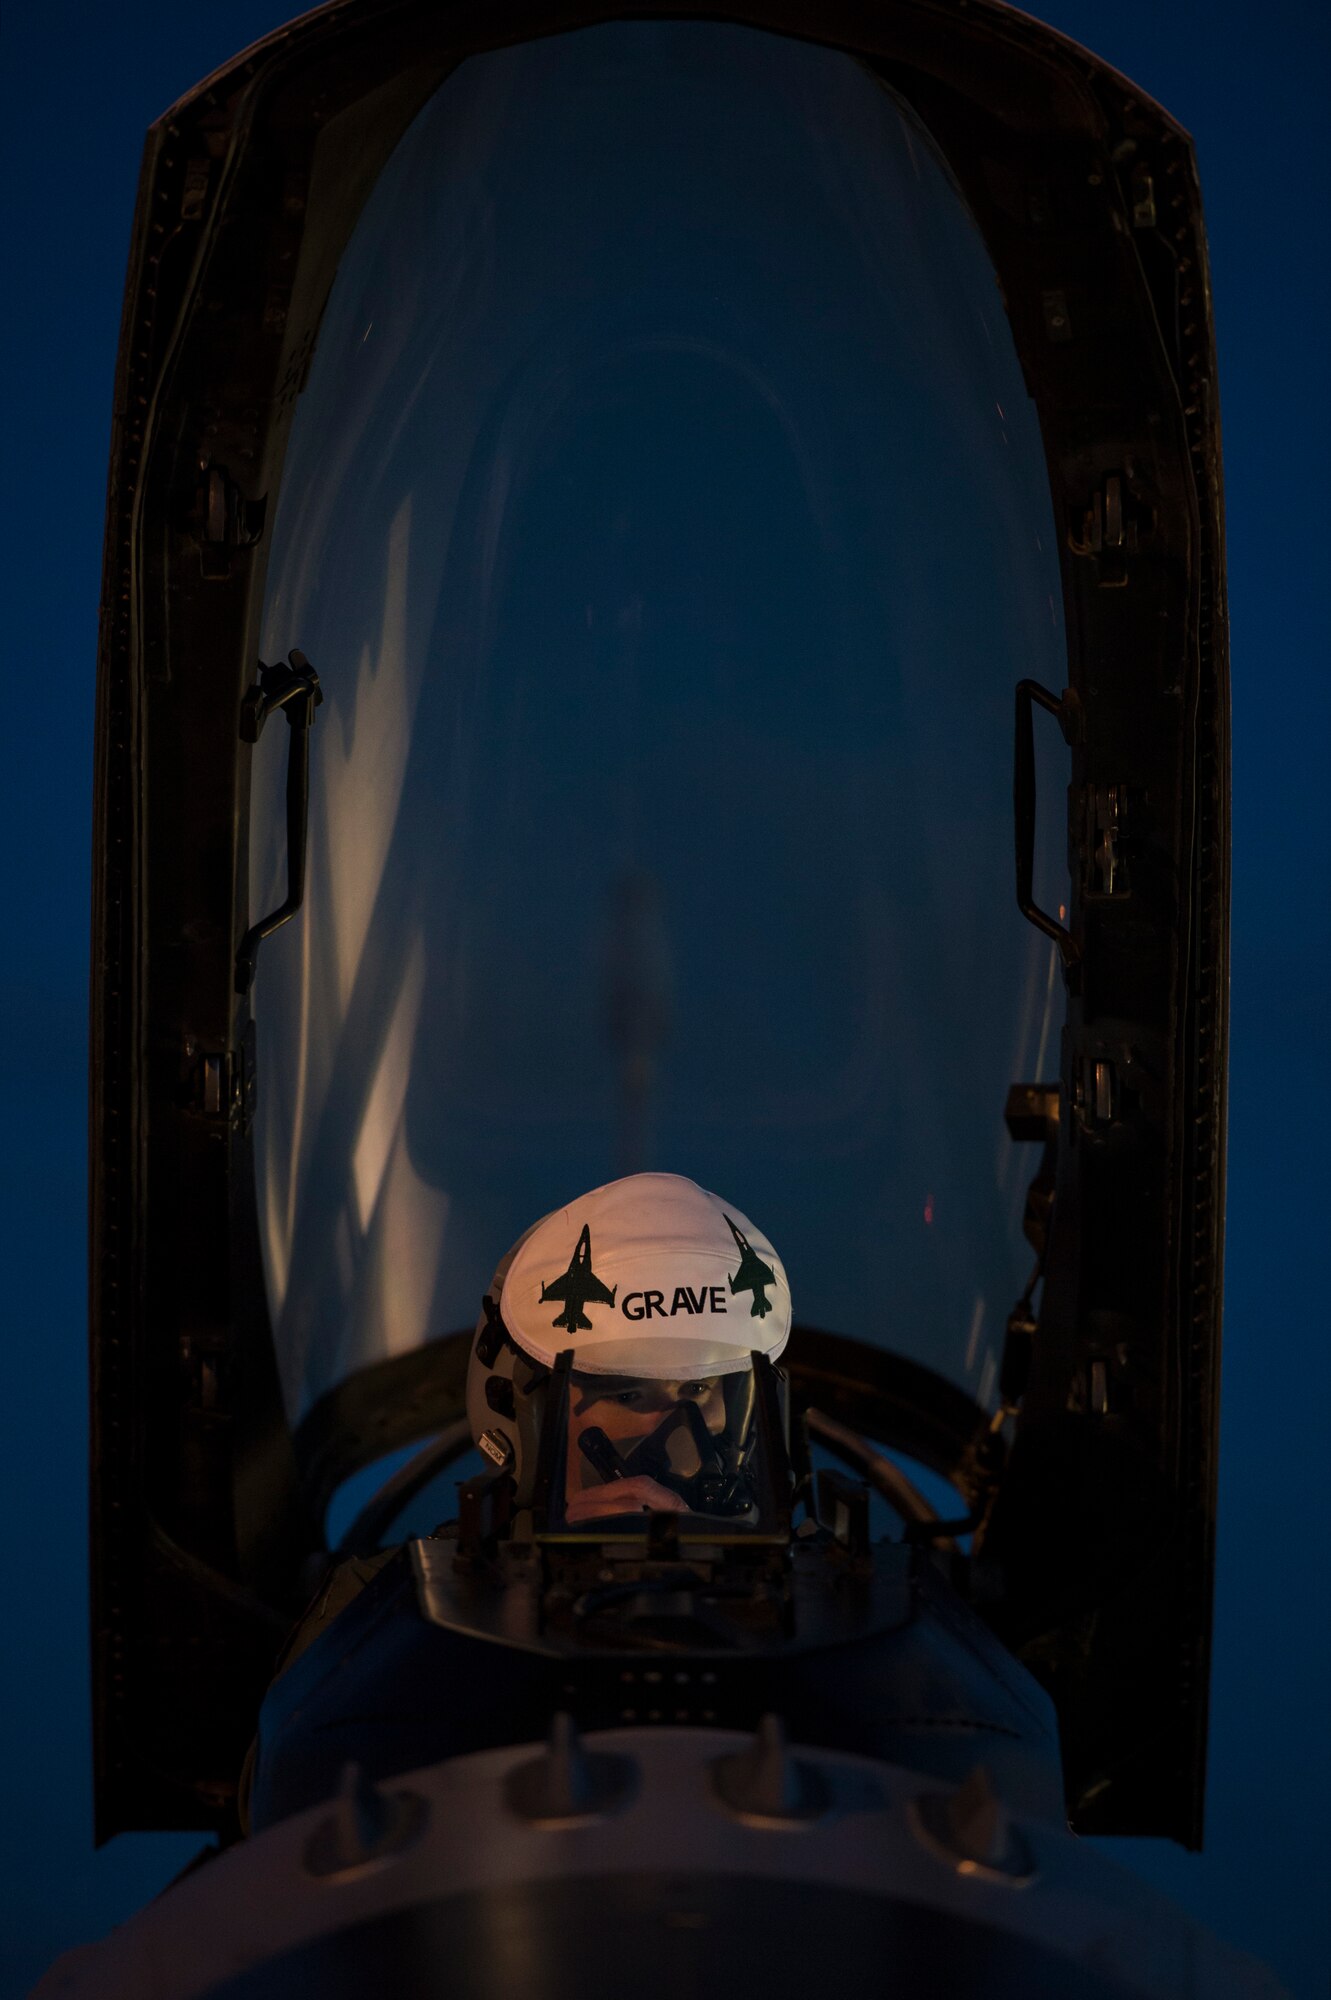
[924,1195,935,1225]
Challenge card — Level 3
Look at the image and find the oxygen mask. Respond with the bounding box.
[565,1368,758,1522]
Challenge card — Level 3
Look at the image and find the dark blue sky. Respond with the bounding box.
[2,4,1327,1996]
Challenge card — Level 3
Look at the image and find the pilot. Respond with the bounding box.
[466,1172,790,1524]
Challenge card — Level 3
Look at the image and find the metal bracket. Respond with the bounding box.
[999,1302,1039,1408]
[236,651,322,995]
[1083,1046,1144,1136]
[458,1463,514,1553]
[180,158,212,223]
[1003,1082,1059,1144]
[816,1468,871,1556]
[1001,1083,1059,1403]
[1130,167,1157,230]
[187,1020,257,1132]
[196,462,266,578]
[1004,1080,1059,1261]
[1083,783,1131,898]
[1067,473,1141,587]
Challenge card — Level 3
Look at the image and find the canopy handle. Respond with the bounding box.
[1014,677,1079,976]
[235,649,322,995]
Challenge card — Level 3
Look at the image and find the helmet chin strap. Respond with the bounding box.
[578,1397,756,1516]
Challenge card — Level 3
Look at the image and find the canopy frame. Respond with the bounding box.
[90,0,1227,1843]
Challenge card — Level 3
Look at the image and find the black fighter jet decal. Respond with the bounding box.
[725,1214,777,1318]
[540,1224,618,1332]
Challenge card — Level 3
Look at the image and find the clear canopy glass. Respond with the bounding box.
[252,21,1069,1425]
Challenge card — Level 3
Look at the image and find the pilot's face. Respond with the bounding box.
[567,1374,725,1492]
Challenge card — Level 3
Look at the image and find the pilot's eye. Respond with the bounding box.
[683,1382,709,1396]
[611,1390,642,1404]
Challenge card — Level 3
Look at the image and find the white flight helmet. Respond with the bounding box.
[466,1173,790,1511]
